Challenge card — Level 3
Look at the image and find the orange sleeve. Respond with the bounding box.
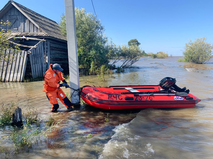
[59,72,65,81]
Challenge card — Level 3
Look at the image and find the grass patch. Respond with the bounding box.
[87,133,93,138]
[178,58,187,62]
[0,103,55,154]
[183,63,209,70]
[24,107,40,125]
[0,103,16,126]
[148,52,168,59]
[11,125,43,149]
[45,116,57,127]
[105,113,109,123]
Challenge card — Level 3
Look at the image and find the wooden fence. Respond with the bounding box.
[0,49,28,82]
[0,40,50,82]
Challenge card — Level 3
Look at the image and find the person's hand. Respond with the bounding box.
[59,83,64,87]
[64,83,69,88]
[60,82,69,88]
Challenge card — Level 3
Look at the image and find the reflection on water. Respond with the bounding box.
[0,56,213,159]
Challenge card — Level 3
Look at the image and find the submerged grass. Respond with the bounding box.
[0,102,56,155]
[46,116,57,127]
[24,107,40,125]
[177,58,187,62]
[183,63,210,70]
[11,125,42,149]
[0,103,16,126]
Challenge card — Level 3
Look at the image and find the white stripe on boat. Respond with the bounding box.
[125,88,140,92]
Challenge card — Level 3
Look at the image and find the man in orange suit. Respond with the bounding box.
[43,63,74,112]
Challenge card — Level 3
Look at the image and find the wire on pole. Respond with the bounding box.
[91,0,97,16]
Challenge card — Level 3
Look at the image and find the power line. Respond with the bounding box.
[91,0,97,16]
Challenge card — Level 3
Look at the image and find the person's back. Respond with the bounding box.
[43,63,74,112]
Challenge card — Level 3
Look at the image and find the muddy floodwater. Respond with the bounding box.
[0,56,213,159]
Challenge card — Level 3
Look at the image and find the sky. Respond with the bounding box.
[0,0,213,56]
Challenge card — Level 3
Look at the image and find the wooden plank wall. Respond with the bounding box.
[29,41,47,79]
[1,6,40,33]
[49,39,69,73]
[0,50,28,82]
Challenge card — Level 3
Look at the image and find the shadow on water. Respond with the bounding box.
[78,103,140,135]
[204,61,213,64]
[137,66,160,70]
[200,98,213,101]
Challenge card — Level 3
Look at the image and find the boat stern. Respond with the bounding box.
[190,94,201,104]
[195,96,201,104]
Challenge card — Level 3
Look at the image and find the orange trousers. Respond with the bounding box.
[46,88,72,111]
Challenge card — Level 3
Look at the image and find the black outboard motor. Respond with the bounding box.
[159,77,190,93]
[159,77,176,90]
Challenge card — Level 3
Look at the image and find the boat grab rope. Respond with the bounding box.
[68,85,93,105]
[81,85,188,96]
[69,85,189,105]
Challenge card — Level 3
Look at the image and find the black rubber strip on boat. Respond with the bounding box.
[125,97,134,100]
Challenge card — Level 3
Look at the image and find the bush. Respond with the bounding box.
[151,54,157,58]
[89,61,97,75]
[150,52,168,59]
[183,38,212,64]
[177,58,187,62]
[156,52,168,58]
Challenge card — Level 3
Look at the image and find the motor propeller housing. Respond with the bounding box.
[159,77,176,90]
[159,77,190,93]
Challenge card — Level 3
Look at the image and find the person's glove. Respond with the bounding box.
[59,80,69,88]
[64,83,69,88]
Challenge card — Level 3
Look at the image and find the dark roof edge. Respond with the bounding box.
[9,32,67,43]
[12,1,58,24]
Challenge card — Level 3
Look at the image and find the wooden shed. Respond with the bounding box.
[0,0,68,82]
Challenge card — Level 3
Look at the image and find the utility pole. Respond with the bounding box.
[64,0,80,104]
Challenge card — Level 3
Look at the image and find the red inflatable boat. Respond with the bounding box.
[80,77,201,110]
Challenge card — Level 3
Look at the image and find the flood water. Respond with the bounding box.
[0,56,213,159]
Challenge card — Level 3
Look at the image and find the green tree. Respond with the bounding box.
[0,21,11,61]
[120,45,142,67]
[128,39,141,47]
[106,42,122,66]
[183,38,212,64]
[108,39,144,68]
[59,8,109,74]
[0,21,19,62]
[59,16,66,36]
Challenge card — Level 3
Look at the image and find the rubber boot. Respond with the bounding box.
[63,97,74,111]
[51,104,59,112]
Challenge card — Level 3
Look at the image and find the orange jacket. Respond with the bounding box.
[43,64,65,92]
